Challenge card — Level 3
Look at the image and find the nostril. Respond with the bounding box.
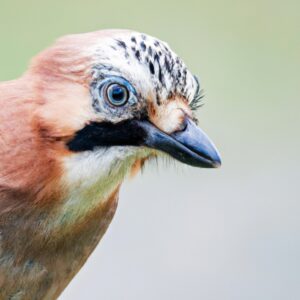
[172,118,188,135]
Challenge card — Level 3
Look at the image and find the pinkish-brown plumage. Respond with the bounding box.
[0,69,119,300]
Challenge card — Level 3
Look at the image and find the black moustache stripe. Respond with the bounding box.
[67,120,147,152]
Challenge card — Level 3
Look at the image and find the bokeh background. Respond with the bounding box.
[1,1,299,299]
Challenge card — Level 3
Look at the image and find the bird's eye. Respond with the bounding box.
[106,83,129,106]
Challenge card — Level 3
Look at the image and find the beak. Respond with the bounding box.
[136,117,221,168]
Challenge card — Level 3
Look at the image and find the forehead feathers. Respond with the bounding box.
[29,30,199,108]
[89,31,198,106]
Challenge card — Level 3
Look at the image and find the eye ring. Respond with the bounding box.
[105,83,129,107]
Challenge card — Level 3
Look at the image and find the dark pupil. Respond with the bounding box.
[111,86,125,102]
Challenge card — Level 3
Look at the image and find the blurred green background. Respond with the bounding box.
[1,1,299,299]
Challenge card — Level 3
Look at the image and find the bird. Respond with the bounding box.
[0,29,221,299]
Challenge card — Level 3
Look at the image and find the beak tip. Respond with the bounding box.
[211,152,222,168]
[212,160,222,168]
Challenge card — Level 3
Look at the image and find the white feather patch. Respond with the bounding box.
[57,146,151,227]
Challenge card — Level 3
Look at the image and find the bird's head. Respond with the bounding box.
[28,30,221,185]
[0,30,222,298]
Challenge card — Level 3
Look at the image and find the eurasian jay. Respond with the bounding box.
[0,30,221,299]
